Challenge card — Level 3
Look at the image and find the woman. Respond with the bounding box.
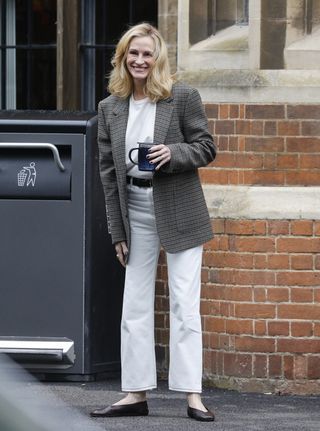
[91,23,216,422]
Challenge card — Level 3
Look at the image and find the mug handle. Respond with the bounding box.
[129,148,139,165]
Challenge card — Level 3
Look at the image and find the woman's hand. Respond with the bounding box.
[115,241,128,267]
[147,144,171,170]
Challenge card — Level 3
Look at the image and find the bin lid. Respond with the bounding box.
[0,110,97,133]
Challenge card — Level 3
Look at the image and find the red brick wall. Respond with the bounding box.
[200,104,320,186]
[155,103,320,394]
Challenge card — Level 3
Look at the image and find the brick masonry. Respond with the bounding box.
[200,104,320,186]
[155,103,320,394]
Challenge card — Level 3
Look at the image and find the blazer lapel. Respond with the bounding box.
[110,98,129,180]
[154,97,174,145]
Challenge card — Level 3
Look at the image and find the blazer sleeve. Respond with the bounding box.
[160,87,216,174]
[98,101,126,244]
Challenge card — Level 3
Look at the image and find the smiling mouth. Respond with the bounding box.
[132,66,147,71]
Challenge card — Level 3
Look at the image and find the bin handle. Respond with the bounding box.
[0,143,65,171]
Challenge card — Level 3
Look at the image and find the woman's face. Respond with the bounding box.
[126,36,155,85]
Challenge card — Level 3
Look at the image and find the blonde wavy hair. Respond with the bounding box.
[108,23,173,102]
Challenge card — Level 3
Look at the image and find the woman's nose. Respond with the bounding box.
[135,54,144,64]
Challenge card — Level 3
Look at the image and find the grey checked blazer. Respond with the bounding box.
[97,82,216,253]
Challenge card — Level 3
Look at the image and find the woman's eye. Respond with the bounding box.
[128,50,153,58]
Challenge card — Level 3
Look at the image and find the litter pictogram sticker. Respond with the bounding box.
[17,162,37,187]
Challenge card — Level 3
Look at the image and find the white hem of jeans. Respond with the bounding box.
[121,385,157,392]
[169,387,202,393]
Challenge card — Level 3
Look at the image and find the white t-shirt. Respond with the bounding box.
[125,95,157,179]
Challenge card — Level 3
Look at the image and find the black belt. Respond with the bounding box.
[127,176,153,187]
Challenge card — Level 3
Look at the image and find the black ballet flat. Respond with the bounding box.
[187,405,215,422]
[90,400,148,417]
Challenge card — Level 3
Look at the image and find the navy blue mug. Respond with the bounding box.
[129,142,156,171]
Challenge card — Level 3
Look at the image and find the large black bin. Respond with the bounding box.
[0,111,124,381]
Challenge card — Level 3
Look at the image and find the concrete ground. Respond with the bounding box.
[39,378,320,431]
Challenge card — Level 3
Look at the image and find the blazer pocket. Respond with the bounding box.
[173,174,210,234]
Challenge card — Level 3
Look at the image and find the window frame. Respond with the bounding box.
[0,0,57,110]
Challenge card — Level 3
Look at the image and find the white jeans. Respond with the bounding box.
[121,184,203,393]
